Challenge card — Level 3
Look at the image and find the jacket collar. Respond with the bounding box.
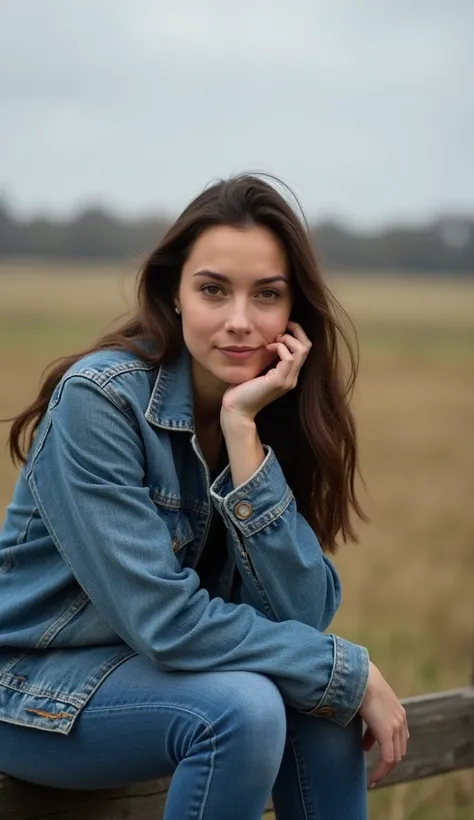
[145,345,196,432]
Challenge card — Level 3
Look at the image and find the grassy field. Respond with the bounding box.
[1,261,474,818]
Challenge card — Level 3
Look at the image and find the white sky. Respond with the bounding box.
[1,0,473,227]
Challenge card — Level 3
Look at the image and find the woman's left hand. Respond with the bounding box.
[220,321,312,422]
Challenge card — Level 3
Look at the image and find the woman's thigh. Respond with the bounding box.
[0,654,287,791]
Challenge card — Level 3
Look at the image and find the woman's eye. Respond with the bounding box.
[260,289,280,300]
[200,285,280,300]
[201,284,222,296]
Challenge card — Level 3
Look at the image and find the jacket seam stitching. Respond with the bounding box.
[24,376,130,479]
[36,591,90,648]
[0,549,12,573]
[0,649,137,704]
[0,652,30,676]
[16,508,37,545]
[305,634,338,714]
[229,530,276,620]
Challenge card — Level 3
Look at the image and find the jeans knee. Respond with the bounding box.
[229,672,286,732]
[221,673,287,778]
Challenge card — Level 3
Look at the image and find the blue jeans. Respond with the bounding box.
[0,655,368,819]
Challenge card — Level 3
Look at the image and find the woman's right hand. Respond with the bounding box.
[358,661,410,788]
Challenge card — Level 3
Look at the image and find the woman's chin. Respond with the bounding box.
[206,349,275,385]
[215,363,262,385]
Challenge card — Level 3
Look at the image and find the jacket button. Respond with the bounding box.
[234,501,253,520]
[172,538,180,552]
[314,706,335,717]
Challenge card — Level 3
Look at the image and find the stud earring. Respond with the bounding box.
[174,305,181,315]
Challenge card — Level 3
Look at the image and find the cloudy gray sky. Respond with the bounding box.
[1,0,473,227]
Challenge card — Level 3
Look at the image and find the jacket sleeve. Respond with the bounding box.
[210,446,342,631]
[26,374,368,726]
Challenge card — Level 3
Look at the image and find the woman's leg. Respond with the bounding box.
[0,655,287,820]
[272,707,367,820]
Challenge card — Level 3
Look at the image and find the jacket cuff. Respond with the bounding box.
[210,445,293,535]
[300,636,370,727]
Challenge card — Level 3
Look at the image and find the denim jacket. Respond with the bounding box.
[0,344,369,735]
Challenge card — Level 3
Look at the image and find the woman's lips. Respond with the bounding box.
[218,348,258,360]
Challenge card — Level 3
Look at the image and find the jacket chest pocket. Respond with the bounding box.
[149,492,195,555]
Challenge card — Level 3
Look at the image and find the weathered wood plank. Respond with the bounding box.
[1,687,473,818]
[366,686,474,787]
[0,777,170,820]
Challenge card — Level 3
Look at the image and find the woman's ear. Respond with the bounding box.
[171,287,181,314]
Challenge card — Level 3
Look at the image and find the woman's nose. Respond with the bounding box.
[224,303,253,332]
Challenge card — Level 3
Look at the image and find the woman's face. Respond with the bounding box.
[177,224,293,398]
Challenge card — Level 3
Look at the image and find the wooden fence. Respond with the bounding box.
[1,666,473,819]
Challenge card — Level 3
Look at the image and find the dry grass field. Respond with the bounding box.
[1,260,473,819]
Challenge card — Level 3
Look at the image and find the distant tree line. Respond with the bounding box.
[0,199,472,274]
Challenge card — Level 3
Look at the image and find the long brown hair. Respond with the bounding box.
[6,173,367,552]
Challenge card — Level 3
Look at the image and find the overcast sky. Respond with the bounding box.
[1,0,473,227]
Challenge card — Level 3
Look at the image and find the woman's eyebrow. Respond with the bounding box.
[192,270,289,285]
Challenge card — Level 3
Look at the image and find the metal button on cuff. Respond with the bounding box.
[313,706,335,717]
[234,501,253,520]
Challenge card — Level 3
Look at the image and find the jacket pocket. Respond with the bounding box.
[149,492,195,554]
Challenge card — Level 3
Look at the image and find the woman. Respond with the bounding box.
[0,174,408,819]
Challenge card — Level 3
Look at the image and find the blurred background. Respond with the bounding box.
[1,2,473,817]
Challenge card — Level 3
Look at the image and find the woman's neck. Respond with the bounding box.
[191,357,227,430]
